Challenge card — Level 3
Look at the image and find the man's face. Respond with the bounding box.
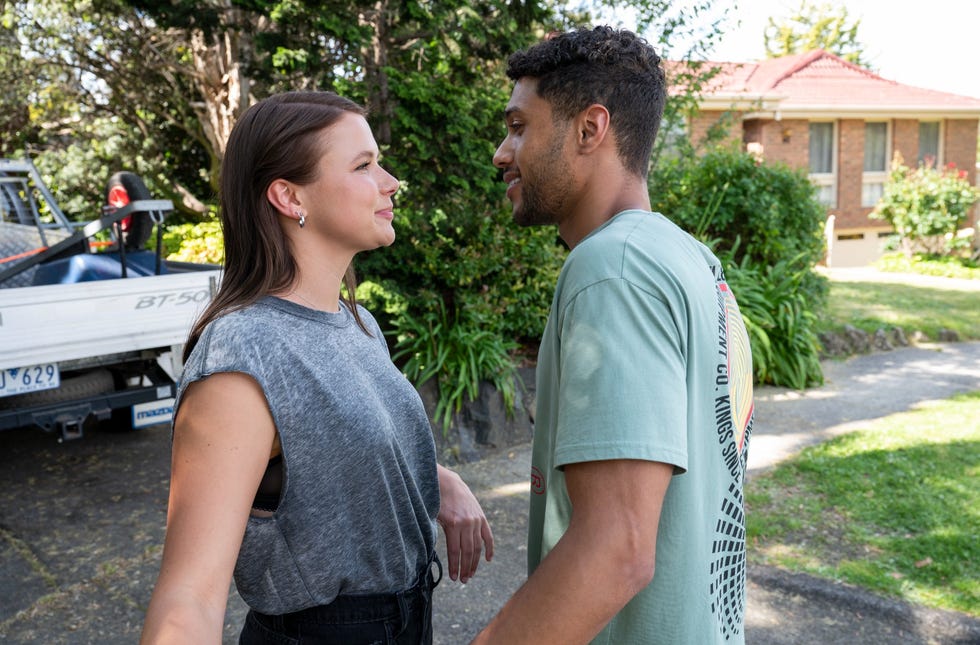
[492,78,574,227]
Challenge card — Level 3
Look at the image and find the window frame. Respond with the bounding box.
[808,121,837,208]
[861,120,891,208]
[917,120,943,168]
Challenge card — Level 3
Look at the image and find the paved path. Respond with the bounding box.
[0,343,978,643]
[749,341,980,473]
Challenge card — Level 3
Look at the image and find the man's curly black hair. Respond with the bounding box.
[506,26,666,178]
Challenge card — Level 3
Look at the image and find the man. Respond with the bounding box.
[475,26,754,644]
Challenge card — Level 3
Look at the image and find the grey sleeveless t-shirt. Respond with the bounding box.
[176,296,440,615]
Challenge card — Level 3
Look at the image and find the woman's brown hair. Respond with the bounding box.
[184,91,370,360]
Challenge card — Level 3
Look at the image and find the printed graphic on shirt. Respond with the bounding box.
[716,282,753,456]
[530,466,545,495]
[710,278,754,640]
[711,481,748,639]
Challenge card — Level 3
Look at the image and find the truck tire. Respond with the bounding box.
[0,368,115,409]
[105,172,154,251]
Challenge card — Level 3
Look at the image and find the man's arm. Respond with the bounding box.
[471,458,673,645]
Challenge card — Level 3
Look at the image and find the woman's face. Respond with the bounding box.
[296,112,400,255]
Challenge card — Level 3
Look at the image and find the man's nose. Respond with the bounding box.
[492,138,511,169]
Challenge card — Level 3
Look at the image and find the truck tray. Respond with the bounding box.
[0,269,221,370]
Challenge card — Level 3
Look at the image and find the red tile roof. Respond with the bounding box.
[672,50,980,116]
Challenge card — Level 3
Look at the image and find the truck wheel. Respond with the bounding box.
[105,172,155,251]
[0,368,115,409]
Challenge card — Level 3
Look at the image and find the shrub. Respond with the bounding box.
[349,70,566,424]
[356,202,564,420]
[650,147,829,388]
[650,147,827,273]
[871,156,980,257]
[388,298,520,433]
[160,220,223,264]
[722,251,825,389]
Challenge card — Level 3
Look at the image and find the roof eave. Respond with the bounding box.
[695,94,785,111]
[762,105,980,119]
[695,95,980,120]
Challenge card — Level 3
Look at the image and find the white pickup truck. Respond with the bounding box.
[0,159,220,440]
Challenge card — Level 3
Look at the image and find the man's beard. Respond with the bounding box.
[512,139,572,228]
[513,183,561,227]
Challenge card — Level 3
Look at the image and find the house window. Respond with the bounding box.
[918,121,941,167]
[862,122,889,207]
[808,122,836,207]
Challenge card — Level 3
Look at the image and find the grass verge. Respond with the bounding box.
[746,391,980,616]
[818,280,980,341]
[876,252,980,280]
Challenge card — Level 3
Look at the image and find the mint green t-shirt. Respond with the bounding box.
[528,210,753,644]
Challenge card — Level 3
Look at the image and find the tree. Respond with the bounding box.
[3,0,215,217]
[764,1,871,68]
[3,0,729,428]
[0,7,37,156]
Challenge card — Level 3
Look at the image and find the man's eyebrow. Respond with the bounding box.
[504,106,520,120]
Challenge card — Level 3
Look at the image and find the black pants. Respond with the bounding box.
[239,557,442,645]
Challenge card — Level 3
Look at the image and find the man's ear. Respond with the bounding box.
[266,179,302,221]
[576,104,611,153]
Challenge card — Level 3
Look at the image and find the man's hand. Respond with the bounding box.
[437,465,494,583]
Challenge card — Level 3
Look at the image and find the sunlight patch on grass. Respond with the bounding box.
[819,280,980,341]
[747,392,980,616]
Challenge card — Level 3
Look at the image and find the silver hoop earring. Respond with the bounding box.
[296,210,306,228]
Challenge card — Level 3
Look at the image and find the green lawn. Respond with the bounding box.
[746,392,980,616]
[818,280,980,342]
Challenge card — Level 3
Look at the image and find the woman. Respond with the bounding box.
[141,91,494,644]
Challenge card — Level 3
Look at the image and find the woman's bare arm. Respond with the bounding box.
[140,372,276,645]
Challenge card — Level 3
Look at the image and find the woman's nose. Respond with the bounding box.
[381,167,399,195]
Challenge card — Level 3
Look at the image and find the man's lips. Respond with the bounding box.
[503,171,521,200]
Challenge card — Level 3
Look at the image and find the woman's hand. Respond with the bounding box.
[436,465,494,583]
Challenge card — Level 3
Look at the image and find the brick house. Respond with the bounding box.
[681,50,980,267]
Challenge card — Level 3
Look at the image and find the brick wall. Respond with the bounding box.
[759,119,809,168]
[946,119,980,234]
[834,119,870,229]
[891,119,918,167]
[945,119,979,185]
[688,110,742,149]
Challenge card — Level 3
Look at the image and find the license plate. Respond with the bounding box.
[132,397,175,429]
[0,363,61,398]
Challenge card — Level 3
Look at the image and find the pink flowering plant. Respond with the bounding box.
[871,154,980,257]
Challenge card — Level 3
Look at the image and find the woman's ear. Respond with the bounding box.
[266,179,303,222]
